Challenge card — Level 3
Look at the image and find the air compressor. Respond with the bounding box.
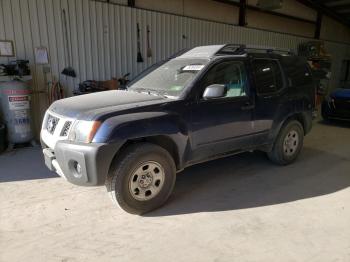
[0,79,34,147]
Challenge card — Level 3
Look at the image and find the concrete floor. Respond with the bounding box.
[0,121,349,262]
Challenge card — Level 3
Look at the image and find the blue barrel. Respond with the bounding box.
[0,80,34,144]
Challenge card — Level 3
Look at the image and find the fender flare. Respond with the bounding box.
[93,112,190,169]
[269,110,313,144]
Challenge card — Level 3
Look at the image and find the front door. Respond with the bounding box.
[189,59,255,161]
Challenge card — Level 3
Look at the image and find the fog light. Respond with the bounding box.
[73,161,82,178]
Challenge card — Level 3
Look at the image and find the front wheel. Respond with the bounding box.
[268,120,304,165]
[106,143,176,215]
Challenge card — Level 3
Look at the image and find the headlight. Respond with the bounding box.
[325,96,334,105]
[68,120,101,143]
[41,111,49,130]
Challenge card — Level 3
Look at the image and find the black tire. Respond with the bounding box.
[105,142,176,215]
[267,120,304,165]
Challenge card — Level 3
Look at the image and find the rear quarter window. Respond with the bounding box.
[281,57,313,87]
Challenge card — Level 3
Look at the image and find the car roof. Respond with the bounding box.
[178,44,298,60]
[178,45,226,59]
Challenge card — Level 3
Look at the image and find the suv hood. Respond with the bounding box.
[330,88,350,99]
[49,90,170,119]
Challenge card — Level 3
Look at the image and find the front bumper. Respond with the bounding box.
[43,140,122,186]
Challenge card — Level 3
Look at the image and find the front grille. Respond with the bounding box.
[46,114,59,134]
[60,121,72,137]
[334,98,350,111]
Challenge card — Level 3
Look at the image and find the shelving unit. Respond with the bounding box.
[298,41,332,114]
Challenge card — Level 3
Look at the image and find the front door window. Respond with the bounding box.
[201,61,248,98]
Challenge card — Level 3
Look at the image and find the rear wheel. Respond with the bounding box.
[268,120,304,165]
[106,143,176,215]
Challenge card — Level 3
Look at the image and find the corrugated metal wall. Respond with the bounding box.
[1,0,350,133]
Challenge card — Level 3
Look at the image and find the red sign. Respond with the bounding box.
[1,89,32,95]
[9,96,29,102]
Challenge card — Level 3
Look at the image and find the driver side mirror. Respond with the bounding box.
[203,84,227,99]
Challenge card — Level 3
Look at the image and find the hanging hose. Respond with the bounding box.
[47,81,65,105]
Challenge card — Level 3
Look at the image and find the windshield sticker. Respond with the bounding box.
[182,65,205,71]
[170,85,183,91]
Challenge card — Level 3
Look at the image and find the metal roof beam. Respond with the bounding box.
[296,0,350,27]
[238,0,247,26]
[214,0,315,24]
[315,10,322,39]
[324,0,350,7]
[331,4,350,10]
[338,9,350,13]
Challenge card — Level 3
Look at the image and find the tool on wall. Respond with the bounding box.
[48,81,65,104]
[146,25,152,58]
[61,8,76,77]
[136,23,144,63]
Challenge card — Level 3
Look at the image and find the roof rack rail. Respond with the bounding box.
[216,44,295,56]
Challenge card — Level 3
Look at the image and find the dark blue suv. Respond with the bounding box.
[41,44,315,214]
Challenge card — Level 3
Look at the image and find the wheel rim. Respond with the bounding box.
[128,161,165,201]
[283,130,299,157]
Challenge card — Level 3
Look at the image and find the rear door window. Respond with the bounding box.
[252,59,283,95]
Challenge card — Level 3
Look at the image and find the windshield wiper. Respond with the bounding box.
[131,87,170,98]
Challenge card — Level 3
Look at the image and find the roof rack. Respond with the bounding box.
[215,44,295,56]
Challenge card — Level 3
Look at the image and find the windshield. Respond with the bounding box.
[128,58,209,97]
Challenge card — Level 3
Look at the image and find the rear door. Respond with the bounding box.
[251,58,287,142]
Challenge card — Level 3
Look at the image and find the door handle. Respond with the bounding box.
[241,103,254,110]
